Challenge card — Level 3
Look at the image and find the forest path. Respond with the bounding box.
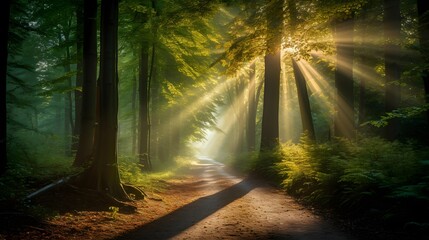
[115,158,355,240]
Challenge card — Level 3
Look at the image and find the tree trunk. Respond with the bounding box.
[358,62,367,126]
[74,0,97,167]
[138,40,151,170]
[333,16,355,139]
[417,0,429,127]
[64,38,73,157]
[131,67,137,155]
[287,0,315,141]
[247,63,256,151]
[292,59,315,141]
[260,52,281,150]
[260,0,282,151]
[80,0,129,200]
[0,0,10,174]
[73,2,84,154]
[383,0,402,140]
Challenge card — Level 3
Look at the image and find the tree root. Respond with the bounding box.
[23,173,148,214]
[66,184,137,213]
[122,183,147,200]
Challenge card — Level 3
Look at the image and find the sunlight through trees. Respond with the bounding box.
[3,0,429,237]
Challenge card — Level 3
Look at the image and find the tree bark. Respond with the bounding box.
[0,0,10,174]
[333,16,355,139]
[138,40,151,170]
[417,0,429,127]
[292,59,315,141]
[383,0,402,140]
[131,67,137,155]
[247,63,256,151]
[80,0,129,200]
[73,2,84,154]
[287,0,315,141]
[74,0,97,167]
[260,0,282,150]
[260,52,281,150]
[62,29,74,157]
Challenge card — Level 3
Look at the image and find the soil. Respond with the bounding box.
[1,158,364,240]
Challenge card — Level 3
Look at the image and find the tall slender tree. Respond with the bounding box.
[1,0,11,174]
[417,0,429,125]
[333,15,355,139]
[138,38,151,170]
[247,63,256,151]
[287,0,315,141]
[292,59,315,140]
[383,0,402,140]
[131,67,137,155]
[73,1,84,154]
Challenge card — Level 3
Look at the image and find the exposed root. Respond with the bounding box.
[66,184,137,213]
[122,183,147,200]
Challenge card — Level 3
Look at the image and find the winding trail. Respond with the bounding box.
[116,158,355,240]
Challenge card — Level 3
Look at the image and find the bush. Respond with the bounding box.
[275,136,429,231]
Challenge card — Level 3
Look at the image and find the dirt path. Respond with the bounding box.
[115,158,355,240]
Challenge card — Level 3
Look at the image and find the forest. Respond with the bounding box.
[1,0,429,239]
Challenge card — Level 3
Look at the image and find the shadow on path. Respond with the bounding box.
[114,177,260,240]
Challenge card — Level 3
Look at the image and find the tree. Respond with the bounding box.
[292,59,315,140]
[287,0,315,141]
[74,0,98,167]
[247,63,256,151]
[417,0,429,125]
[1,0,11,174]
[383,0,402,140]
[138,37,151,171]
[333,15,355,139]
[73,1,84,154]
[260,0,282,150]
[78,0,129,200]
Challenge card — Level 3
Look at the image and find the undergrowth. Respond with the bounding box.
[118,155,196,193]
[274,136,429,234]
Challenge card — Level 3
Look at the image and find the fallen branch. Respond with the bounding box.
[25,176,72,200]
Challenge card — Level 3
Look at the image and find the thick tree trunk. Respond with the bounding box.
[138,41,151,170]
[80,0,129,200]
[292,59,315,141]
[383,0,402,140]
[0,0,10,174]
[334,17,355,139]
[260,0,282,151]
[260,52,281,150]
[74,0,97,167]
[247,63,256,151]
[417,0,429,127]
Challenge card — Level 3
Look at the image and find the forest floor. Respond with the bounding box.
[0,158,405,240]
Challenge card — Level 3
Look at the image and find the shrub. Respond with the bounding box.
[275,136,429,230]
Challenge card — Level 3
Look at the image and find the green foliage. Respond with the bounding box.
[363,104,429,127]
[275,137,429,230]
[118,155,196,192]
[108,206,120,220]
